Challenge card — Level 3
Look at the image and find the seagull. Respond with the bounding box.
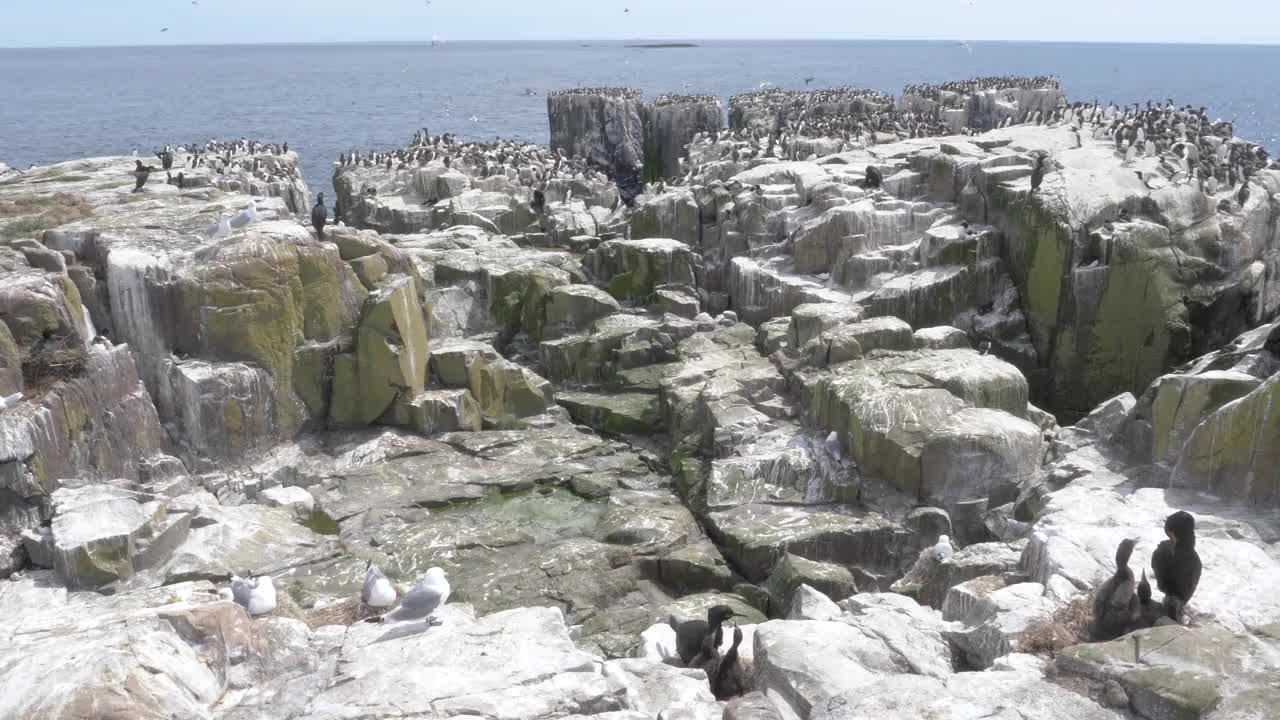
[934,535,955,561]
[361,561,397,609]
[383,567,450,626]
[803,76,815,85]
[229,574,277,616]
[206,213,232,239]
[229,200,258,229]
[0,392,23,412]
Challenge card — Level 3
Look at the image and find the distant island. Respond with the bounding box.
[625,43,699,48]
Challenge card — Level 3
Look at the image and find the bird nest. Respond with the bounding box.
[1019,594,1093,657]
[21,338,88,394]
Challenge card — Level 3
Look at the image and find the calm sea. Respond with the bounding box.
[2,40,1278,195]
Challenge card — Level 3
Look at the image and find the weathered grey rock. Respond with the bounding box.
[602,658,720,717]
[308,605,613,719]
[789,303,864,347]
[1,345,170,551]
[754,601,954,720]
[1171,373,1279,503]
[1074,391,1136,441]
[942,576,1067,668]
[629,189,701,246]
[1056,623,1280,720]
[1022,446,1280,633]
[786,584,842,621]
[891,541,1023,609]
[725,691,787,720]
[558,391,662,436]
[809,671,1120,720]
[912,325,971,349]
[47,485,185,588]
[766,553,859,614]
[549,89,645,203]
[259,485,316,516]
[394,388,483,434]
[587,237,700,302]
[707,503,908,583]
[428,338,554,421]
[328,274,429,427]
[804,349,1036,505]
[540,283,622,340]
[643,96,724,181]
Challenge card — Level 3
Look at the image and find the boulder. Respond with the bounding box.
[786,584,842,621]
[1171,373,1280,503]
[328,274,429,427]
[810,671,1120,720]
[913,325,971,349]
[706,503,908,583]
[1150,372,1260,463]
[48,485,187,588]
[558,392,662,435]
[548,89,645,203]
[539,283,622,340]
[1056,623,1280,720]
[587,238,700,302]
[765,553,859,614]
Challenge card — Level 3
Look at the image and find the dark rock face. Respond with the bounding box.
[548,89,646,205]
[643,96,724,181]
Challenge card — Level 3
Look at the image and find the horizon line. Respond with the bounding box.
[4,36,1280,51]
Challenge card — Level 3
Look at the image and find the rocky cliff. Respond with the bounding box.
[1,78,1278,720]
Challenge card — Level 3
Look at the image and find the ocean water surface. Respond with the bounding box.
[2,40,1278,194]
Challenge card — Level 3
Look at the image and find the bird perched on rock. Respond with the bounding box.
[206,213,231,239]
[1092,538,1138,641]
[862,165,882,189]
[1132,569,1175,630]
[1030,154,1046,194]
[361,560,397,609]
[312,192,328,239]
[1237,181,1251,209]
[1151,511,1201,621]
[0,392,23,413]
[230,200,258,229]
[933,534,955,560]
[157,148,174,170]
[670,605,736,666]
[230,574,277,616]
[712,625,749,700]
[384,566,450,626]
[531,188,546,215]
[132,160,156,193]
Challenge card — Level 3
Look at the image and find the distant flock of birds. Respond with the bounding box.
[903,75,1062,101]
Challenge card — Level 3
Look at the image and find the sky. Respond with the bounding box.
[2,0,1279,48]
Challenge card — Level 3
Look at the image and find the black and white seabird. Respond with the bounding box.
[1092,537,1138,641]
[1151,510,1201,621]
[312,192,328,239]
[1030,155,1045,194]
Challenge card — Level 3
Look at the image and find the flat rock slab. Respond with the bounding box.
[308,605,605,719]
[1022,448,1280,633]
[707,503,909,583]
[809,671,1122,719]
